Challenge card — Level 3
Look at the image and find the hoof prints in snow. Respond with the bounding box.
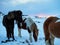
[19,40,33,45]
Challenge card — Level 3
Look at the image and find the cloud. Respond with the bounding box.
[0,0,52,6]
[11,0,51,4]
[10,0,52,5]
[1,0,36,6]
[11,0,37,6]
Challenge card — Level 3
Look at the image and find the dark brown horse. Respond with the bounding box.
[18,17,39,42]
[2,10,23,42]
[43,16,60,45]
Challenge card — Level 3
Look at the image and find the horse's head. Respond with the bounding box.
[33,28,39,42]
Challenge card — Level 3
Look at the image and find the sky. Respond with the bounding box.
[0,0,60,16]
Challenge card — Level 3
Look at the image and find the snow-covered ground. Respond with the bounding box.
[0,15,60,45]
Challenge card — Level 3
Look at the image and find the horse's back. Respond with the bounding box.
[25,17,34,28]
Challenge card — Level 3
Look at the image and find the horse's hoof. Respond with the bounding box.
[1,41,6,43]
[1,40,10,43]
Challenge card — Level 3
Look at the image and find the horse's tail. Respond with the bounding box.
[2,15,7,27]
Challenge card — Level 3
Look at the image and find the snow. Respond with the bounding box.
[0,15,60,45]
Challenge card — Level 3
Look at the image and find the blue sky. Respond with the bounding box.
[0,0,60,16]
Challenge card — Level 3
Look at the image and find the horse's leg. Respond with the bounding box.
[11,27,15,40]
[28,28,32,42]
[45,34,51,45]
[45,36,50,45]
[45,34,54,45]
[45,40,50,45]
[29,33,32,42]
[6,28,10,40]
[50,34,55,45]
[16,21,22,37]
[18,28,22,37]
